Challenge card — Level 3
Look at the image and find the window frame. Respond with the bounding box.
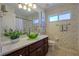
[33,19,39,25]
[49,15,59,22]
[48,11,71,22]
[58,12,71,21]
[48,13,59,22]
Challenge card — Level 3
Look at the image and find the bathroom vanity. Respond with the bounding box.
[0,35,48,56]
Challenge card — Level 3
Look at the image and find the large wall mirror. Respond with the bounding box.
[0,3,46,50]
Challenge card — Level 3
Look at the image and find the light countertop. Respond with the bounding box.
[0,35,48,56]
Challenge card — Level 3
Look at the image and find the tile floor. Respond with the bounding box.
[46,45,79,56]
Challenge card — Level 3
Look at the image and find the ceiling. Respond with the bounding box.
[37,3,61,10]
[3,3,62,18]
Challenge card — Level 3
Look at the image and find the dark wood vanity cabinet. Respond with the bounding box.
[6,37,48,56]
[7,46,29,56]
[30,46,44,56]
[29,37,48,56]
[43,37,48,55]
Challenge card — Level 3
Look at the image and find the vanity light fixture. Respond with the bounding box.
[33,4,37,9]
[18,3,37,12]
[23,5,27,10]
[28,8,31,11]
[28,3,32,7]
[18,3,22,8]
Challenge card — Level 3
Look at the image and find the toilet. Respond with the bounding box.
[48,38,59,50]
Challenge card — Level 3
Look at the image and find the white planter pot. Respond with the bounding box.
[11,38,19,43]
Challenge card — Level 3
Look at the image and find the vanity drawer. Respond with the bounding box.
[29,46,44,56]
[29,40,43,52]
[17,46,28,56]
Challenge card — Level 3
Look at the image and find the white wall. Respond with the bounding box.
[45,4,78,50]
[0,4,18,42]
[2,5,16,30]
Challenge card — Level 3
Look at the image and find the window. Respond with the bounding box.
[49,12,71,22]
[49,15,58,22]
[59,13,71,20]
[33,19,39,24]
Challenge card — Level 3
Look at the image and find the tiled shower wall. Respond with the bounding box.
[46,4,79,51]
[76,4,79,51]
[0,17,2,53]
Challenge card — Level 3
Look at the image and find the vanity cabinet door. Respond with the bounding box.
[36,46,44,56]
[29,46,44,56]
[43,44,48,55]
[17,47,28,56]
[29,40,43,52]
[43,37,48,55]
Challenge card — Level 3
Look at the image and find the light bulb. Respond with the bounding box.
[28,8,31,11]
[33,4,37,9]
[23,5,27,10]
[28,3,32,7]
[18,4,22,8]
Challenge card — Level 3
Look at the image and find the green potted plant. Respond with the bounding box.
[4,29,13,36]
[4,29,22,40]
